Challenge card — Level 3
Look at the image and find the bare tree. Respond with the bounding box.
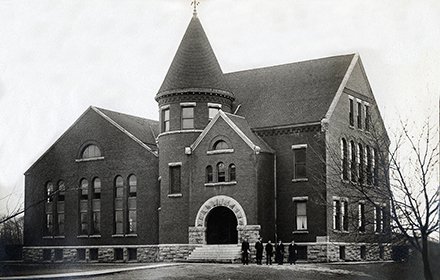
[385,120,439,280]
[313,116,439,280]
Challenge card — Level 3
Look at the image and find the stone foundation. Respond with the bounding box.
[22,242,391,263]
[23,244,202,263]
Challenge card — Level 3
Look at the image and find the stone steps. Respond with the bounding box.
[187,244,242,263]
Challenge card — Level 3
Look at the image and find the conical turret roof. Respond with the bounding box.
[156,15,232,99]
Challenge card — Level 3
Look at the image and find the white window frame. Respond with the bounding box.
[292,196,308,232]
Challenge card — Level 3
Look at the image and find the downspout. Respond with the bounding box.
[274,153,277,242]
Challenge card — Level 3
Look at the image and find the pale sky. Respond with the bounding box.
[0,0,439,215]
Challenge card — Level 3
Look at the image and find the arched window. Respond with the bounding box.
[79,179,89,235]
[206,166,213,183]
[114,176,124,234]
[82,144,101,159]
[366,146,372,184]
[45,182,54,235]
[229,164,236,181]
[214,140,229,150]
[358,143,364,184]
[373,148,379,186]
[92,178,101,234]
[57,181,65,236]
[217,162,226,182]
[128,175,137,234]
[341,139,348,180]
[46,182,54,202]
[350,141,357,182]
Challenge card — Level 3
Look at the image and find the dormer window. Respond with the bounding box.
[82,145,101,159]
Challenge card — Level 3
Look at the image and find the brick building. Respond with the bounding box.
[23,12,391,263]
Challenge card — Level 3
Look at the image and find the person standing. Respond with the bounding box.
[241,238,250,265]
[288,240,297,265]
[265,240,273,265]
[255,237,263,265]
[275,240,285,265]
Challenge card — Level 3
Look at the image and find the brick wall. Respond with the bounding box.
[24,108,160,247]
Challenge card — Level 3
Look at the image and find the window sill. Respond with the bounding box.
[77,235,89,239]
[90,235,101,238]
[204,181,237,187]
[333,230,350,234]
[42,236,54,239]
[206,149,234,155]
[112,234,125,238]
[292,178,308,183]
[126,233,138,237]
[75,157,105,163]
[292,230,309,234]
[54,236,65,239]
[168,193,183,198]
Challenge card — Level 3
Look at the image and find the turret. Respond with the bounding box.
[156,13,233,243]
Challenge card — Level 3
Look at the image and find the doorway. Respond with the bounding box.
[206,206,238,244]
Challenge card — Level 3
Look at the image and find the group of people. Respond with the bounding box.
[241,238,297,265]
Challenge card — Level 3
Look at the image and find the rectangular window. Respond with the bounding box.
[89,248,98,261]
[292,145,307,180]
[181,107,194,129]
[128,248,137,261]
[373,149,379,186]
[114,248,124,261]
[43,249,51,261]
[365,104,370,131]
[357,101,362,129]
[169,165,181,194]
[342,201,349,231]
[360,245,366,260]
[54,249,63,261]
[162,108,170,132]
[333,200,341,230]
[349,98,354,126]
[381,207,386,233]
[77,249,86,261]
[358,203,365,232]
[374,204,384,233]
[295,201,307,230]
[339,246,346,260]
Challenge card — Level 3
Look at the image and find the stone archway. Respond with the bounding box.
[195,195,247,228]
[189,195,260,244]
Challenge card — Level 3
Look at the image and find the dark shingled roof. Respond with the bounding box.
[95,107,159,151]
[157,15,231,96]
[225,54,355,128]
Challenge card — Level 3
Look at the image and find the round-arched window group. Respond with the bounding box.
[341,138,378,185]
[206,163,236,183]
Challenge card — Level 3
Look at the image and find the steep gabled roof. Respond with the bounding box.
[92,107,159,154]
[191,110,274,154]
[26,107,159,174]
[225,54,356,129]
[156,15,232,98]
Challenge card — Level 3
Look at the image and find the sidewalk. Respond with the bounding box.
[0,263,181,280]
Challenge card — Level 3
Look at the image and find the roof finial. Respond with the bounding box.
[191,0,200,16]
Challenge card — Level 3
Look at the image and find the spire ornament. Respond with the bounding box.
[191,0,200,16]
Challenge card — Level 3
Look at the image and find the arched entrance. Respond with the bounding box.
[206,206,238,244]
